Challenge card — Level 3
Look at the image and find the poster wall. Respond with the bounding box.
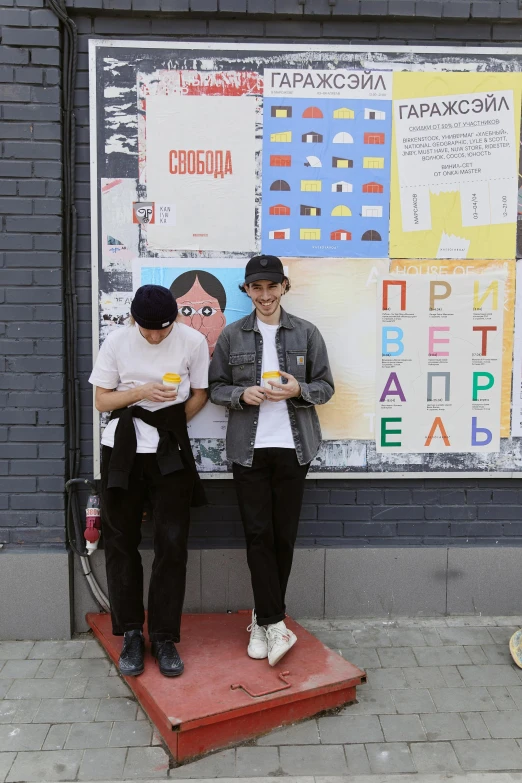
[90,42,522,475]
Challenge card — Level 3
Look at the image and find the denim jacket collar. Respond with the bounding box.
[241,307,295,332]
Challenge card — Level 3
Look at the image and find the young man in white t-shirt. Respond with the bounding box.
[89,285,208,677]
[209,256,334,666]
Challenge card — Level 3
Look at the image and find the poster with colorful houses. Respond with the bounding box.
[261,70,392,258]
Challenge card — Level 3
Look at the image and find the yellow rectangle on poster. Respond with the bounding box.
[390,259,515,437]
[390,72,522,260]
[284,258,390,441]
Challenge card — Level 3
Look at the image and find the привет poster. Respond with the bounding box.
[377,272,505,453]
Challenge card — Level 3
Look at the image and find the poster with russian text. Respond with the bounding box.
[145,95,256,252]
[262,69,392,258]
[390,259,515,438]
[390,73,522,259]
[376,272,505,453]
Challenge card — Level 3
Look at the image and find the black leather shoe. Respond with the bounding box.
[151,640,184,677]
[118,630,145,677]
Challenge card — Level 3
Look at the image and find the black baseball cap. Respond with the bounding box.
[244,254,284,285]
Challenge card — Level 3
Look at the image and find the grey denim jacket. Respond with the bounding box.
[209,308,334,467]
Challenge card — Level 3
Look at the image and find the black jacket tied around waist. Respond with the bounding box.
[107,403,206,507]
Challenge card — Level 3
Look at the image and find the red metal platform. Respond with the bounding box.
[87,611,365,764]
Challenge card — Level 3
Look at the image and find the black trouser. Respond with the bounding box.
[100,446,193,643]
[233,448,309,626]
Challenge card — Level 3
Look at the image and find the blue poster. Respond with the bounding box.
[261,97,392,258]
[140,264,251,358]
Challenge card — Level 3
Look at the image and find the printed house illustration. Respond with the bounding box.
[270,131,292,142]
[331,229,351,240]
[362,230,382,241]
[332,181,353,193]
[363,157,385,169]
[300,205,321,216]
[364,132,385,144]
[363,181,384,193]
[331,205,352,216]
[271,106,292,118]
[270,154,291,167]
[332,157,353,168]
[305,156,322,167]
[364,108,386,120]
[269,228,290,239]
[302,106,323,118]
[270,180,290,191]
[269,204,291,216]
[302,131,323,143]
[333,107,354,119]
[301,180,322,192]
[333,132,354,144]
[300,228,321,240]
[362,205,383,217]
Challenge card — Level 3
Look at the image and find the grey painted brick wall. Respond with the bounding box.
[2,0,522,550]
[0,0,65,549]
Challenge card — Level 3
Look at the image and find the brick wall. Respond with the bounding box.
[2,0,522,549]
[0,0,65,549]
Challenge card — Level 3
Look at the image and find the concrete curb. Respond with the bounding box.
[42,775,522,783]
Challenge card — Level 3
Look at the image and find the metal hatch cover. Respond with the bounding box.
[87,611,365,763]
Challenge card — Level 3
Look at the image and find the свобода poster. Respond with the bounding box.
[376,272,505,452]
[145,95,256,252]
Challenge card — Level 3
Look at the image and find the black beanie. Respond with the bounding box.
[131,285,178,330]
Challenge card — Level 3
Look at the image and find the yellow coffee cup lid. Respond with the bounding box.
[163,373,181,383]
[262,370,281,378]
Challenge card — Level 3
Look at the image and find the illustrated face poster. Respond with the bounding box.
[133,259,252,440]
[262,70,392,258]
[91,42,522,475]
[376,272,506,453]
[390,72,522,260]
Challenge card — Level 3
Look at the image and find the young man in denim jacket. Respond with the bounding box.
[209,255,334,666]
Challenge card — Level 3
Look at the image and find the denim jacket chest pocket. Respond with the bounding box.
[229,352,256,385]
[286,349,307,381]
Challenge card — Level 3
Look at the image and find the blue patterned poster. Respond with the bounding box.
[261,69,392,258]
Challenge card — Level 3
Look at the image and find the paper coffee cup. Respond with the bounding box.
[262,370,281,389]
[162,372,181,392]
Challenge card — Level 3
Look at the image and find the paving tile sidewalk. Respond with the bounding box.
[3,616,522,780]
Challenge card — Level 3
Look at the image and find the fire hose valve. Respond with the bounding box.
[85,494,101,555]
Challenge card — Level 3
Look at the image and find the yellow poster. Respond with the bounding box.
[390,73,522,260]
[284,258,389,440]
[390,260,515,437]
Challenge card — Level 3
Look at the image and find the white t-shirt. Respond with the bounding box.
[254,320,295,450]
[89,322,209,453]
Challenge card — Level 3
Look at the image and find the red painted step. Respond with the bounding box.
[87,611,365,764]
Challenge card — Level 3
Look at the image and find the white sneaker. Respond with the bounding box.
[247,610,268,659]
[266,620,297,667]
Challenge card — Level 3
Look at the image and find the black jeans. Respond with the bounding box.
[233,448,309,626]
[100,446,193,643]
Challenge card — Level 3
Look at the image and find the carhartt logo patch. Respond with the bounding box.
[162,321,170,327]
[297,356,305,365]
